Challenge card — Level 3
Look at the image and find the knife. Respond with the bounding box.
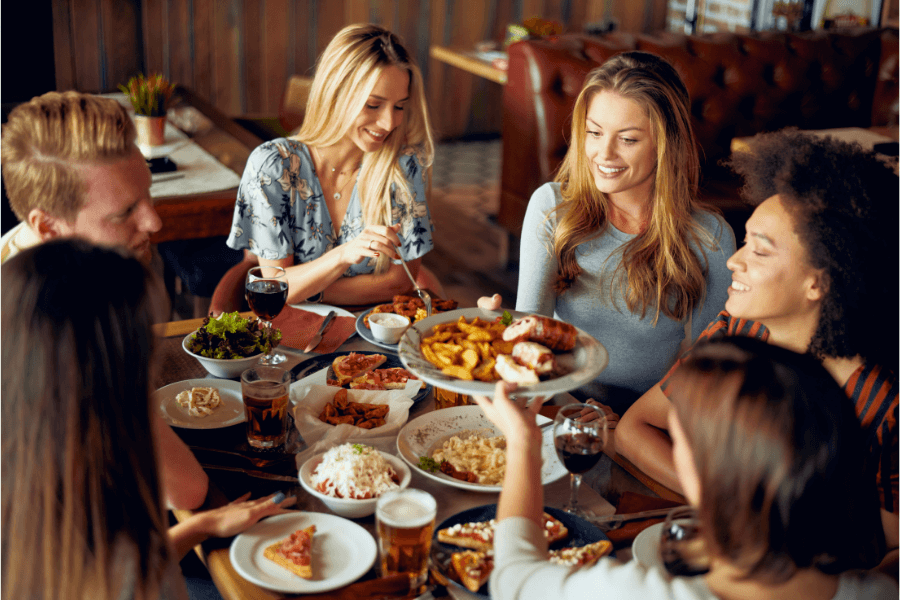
[587,506,686,529]
[200,463,299,483]
[303,310,337,353]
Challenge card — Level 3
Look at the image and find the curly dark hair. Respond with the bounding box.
[726,128,898,369]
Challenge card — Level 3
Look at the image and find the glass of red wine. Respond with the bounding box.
[660,506,710,577]
[245,266,288,365]
[553,403,608,518]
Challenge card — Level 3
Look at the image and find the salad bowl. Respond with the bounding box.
[183,334,262,378]
[182,312,281,378]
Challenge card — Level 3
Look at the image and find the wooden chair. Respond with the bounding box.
[232,75,313,141]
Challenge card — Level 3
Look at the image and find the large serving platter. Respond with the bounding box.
[397,308,608,398]
[396,405,567,493]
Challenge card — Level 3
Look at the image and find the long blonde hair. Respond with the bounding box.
[552,51,714,323]
[298,23,434,273]
[1,240,179,600]
[1,91,136,221]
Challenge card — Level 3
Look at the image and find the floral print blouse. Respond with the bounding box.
[226,138,433,277]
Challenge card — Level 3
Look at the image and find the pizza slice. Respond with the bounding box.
[437,512,568,551]
[548,539,613,567]
[263,525,316,579]
[331,352,387,386]
[349,367,425,390]
[451,550,493,592]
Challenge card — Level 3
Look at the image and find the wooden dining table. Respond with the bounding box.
[148,86,263,244]
[158,312,683,600]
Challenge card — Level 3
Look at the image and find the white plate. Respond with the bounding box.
[355,307,399,351]
[230,512,376,593]
[396,405,568,492]
[397,308,608,398]
[154,379,245,429]
[632,522,665,572]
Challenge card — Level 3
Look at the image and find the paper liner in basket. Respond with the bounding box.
[289,367,418,464]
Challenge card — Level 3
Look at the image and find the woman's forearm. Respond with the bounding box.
[497,437,545,525]
[321,261,419,305]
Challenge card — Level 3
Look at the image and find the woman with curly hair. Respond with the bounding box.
[617,128,898,567]
[226,23,441,305]
[474,338,893,600]
[482,52,734,415]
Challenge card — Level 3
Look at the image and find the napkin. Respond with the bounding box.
[270,306,356,353]
[290,367,420,466]
[604,492,683,547]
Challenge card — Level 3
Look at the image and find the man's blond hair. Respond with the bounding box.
[2,91,136,222]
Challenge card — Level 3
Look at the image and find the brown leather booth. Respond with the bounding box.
[499,27,899,240]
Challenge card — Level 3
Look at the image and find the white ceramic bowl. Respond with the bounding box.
[368,312,411,345]
[298,450,412,519]
[182,332,262,379]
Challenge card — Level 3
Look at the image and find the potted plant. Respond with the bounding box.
[119,73,175,147]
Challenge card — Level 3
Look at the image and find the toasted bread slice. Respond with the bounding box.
[331,352,387,386]
[263,525,315,579]
[548,539,613,567]
[438,512,567,551]
[451,550,493,592]
[349,367,425,390]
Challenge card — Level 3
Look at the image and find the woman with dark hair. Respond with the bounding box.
[616,129,898,561]
[473,338,893,599]
[1,239,295,600]
[227,23,443,305]
[481,52,734,415]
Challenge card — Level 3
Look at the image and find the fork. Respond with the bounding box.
[396,251,432,317]
[188,446,291,469]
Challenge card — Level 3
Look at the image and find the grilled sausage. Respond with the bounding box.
[502,316,577,351]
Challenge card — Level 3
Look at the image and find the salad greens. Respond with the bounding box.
[500,310,513,326]
[418,456,442,473]
[186,312,282,359]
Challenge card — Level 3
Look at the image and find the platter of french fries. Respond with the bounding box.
[397,308,608,398]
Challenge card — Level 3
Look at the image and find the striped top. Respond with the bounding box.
[661,310,898,513]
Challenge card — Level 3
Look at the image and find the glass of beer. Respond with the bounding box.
[240,366,291,449]
[433,386,471,410]
[375,488,437,591]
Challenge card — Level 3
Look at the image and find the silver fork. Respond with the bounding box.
[397,252,432,317]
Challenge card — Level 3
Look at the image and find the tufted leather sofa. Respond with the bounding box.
[498,27,899,240]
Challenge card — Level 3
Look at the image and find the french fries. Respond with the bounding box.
[419,316,509,382]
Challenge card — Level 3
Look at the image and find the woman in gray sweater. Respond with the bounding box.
[485,52,733,415]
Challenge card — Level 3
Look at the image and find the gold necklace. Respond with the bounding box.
[312,147,359,201]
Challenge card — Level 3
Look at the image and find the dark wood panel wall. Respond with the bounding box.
[48,0,667,139]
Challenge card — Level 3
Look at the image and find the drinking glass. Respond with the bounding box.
[245,265,288,365]
[240,366,291,449]
[553,403,608,517]
[375,488,437,593]
[660,506,710,577]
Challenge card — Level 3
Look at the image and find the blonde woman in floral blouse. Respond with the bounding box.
[226,24,438,305]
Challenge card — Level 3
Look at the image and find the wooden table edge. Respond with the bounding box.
[430,45,508,85]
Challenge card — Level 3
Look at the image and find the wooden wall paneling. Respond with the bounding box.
[242,0,263,114]
[142,0,167,78]
[193,0,215,102]
[293,0,314,81]
[100,0,142,91]
[213,0,242,115]
[167,0,194,91]
[344,0,371,25]
[51,0,76,90]
[315,0,346,57]
[263,0,292,114]
[70,0,103,92]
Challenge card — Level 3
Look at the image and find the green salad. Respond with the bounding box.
[186,312,282,359]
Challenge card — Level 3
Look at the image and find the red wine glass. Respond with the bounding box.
[245,265,288,365]
[553,403,608,518]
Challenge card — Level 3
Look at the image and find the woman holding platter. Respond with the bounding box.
[472,338,892,600]
[481,52,734,415]
[226,23,443,306]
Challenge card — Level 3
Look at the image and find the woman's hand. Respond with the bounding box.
[578,399,619,429]
[471,382,544,451]
[339,223,402,266]
[196,492,297,538]
[477,294,503,311]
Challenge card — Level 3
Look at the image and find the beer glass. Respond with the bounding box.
[375,488,437,591]
[240,366,291,449]
[433,386,471,410]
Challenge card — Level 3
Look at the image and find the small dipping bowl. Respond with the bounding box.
[368,312,411,345]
